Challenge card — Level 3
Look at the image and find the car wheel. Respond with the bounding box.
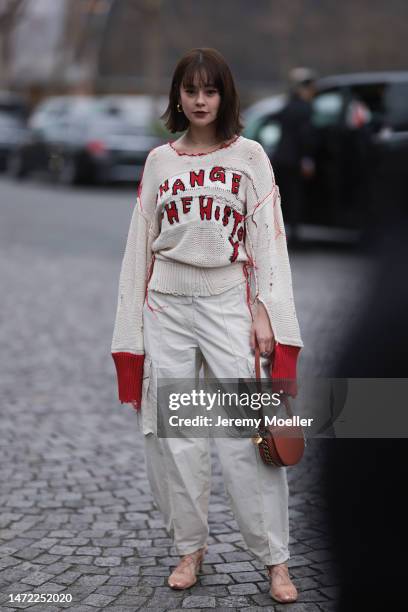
[6,151,28,179]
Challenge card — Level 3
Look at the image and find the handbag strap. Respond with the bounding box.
[254,340,265,426]
[254,338,294,418]
[254,342,261,380]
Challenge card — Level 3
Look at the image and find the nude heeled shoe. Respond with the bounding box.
[266,562,298,603]
[168,544,208,590]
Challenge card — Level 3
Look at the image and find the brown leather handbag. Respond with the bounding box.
[251,340,306,467]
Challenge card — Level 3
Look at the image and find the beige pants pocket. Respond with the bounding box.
[141,355,156,436]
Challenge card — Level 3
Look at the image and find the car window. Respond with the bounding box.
[348,83,387,130]
[384,82,408,131]
[39,99,67,114]
[68,99,96,118]
[29,100,68,129]
[95,97,166,126]
[0,111,24,127]
[257,119,282,149]
[312,91,344,127]
[94,119,146,134]
[0,93,29,119]
[29,98,95,129]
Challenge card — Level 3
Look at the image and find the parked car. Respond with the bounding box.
[7,94,168,185]
[0,111,28,170]
[6,95,97,181]
[243,71,408,234]
[0,90,29,120]
[0,91,29,170]
[57,94,169,184]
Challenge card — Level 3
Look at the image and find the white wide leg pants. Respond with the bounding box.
[139,280,290,565]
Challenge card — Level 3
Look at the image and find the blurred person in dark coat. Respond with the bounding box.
[323,183,408,610]
[273,67,318,246]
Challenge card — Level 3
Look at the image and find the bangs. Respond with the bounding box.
[181,61,221,90]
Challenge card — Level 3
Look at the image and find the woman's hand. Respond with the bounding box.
[250,300,275,356]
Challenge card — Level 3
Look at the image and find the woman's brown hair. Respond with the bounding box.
[161,47,244,141]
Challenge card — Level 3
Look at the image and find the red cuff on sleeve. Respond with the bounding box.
[269,343,301,398]
[111,352,145,409]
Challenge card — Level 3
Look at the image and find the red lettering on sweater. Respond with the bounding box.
[209,166,226,184]
[161,168,242,198]
[158,165,246,261]
[161,196,245,260]
[231,173,242,195]
[165,201,179,224]
[231,209,244,238]
[228,236,240,262]
[159,179,169,197]
[172,179,185,195]
[190,170,205,187]
[181,196,192,214]
[222,206,232,226]
[199,196,213,220]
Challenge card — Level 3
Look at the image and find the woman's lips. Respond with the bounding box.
[193,111,208,116]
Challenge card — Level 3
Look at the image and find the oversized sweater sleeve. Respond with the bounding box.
[111,151,157,408]
[244,141,304,397]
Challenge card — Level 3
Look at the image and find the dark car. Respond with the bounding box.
[0,90,29,120]
[8,94,168,185]
[243,71,408,237]
[0,111,28,170]
[6,95,97,181]
[0,91,29,170]
[56,94,168,185]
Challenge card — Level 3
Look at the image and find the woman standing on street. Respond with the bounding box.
[111,48,304,603]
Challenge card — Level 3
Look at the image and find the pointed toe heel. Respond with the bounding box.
[266,562,298,603]
[168,544,208,590]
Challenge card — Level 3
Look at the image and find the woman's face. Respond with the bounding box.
[179,73,221,129]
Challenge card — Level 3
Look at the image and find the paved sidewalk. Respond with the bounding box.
[1,236,369,610]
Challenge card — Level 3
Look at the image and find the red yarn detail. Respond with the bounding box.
[244,162,279,228]
[242,254,259,321]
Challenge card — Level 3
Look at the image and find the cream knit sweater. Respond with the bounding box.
[111,135,304,407]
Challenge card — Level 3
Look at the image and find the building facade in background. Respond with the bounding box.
[2,0,407,108]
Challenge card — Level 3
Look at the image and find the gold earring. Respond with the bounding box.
[177,103,183,113]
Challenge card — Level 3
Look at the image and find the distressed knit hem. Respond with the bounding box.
[270,344,302,398]
[148,257,247,296]
[112,352,145,408]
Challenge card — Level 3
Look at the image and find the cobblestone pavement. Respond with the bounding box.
[0,178,373,610]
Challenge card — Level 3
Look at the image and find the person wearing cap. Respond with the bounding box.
[272,67,318,246]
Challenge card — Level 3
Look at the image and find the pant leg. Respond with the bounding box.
[194,281,290,565]
[141,289,211,555]
[213,436,290,565]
